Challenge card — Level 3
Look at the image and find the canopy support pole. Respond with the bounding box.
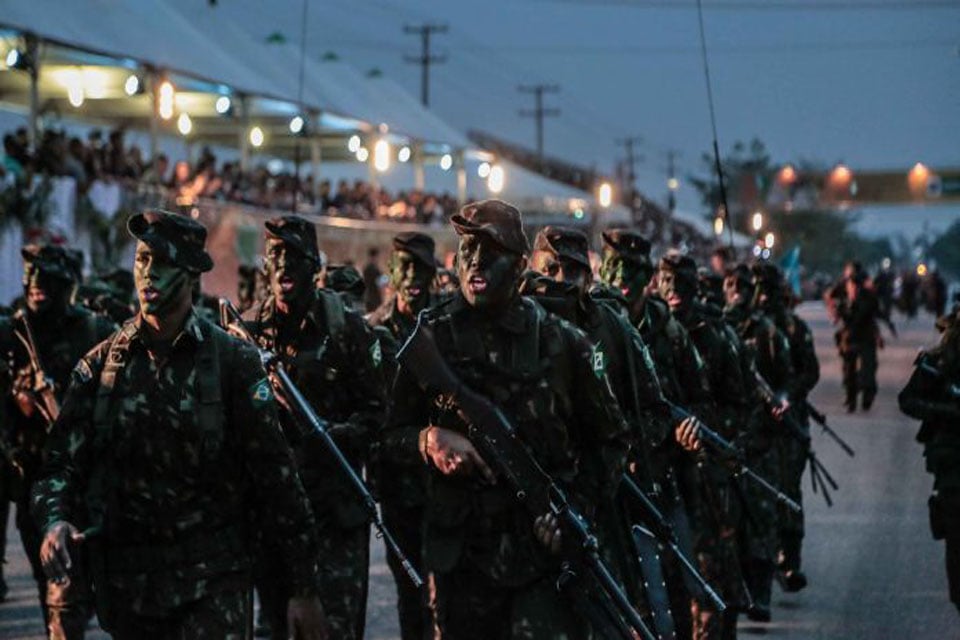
[238,94,250,172]
[413,142,425,191]
[310,137,322,204]
[148,68,160,162]
[455,149,467,206]
[26,34,40,151]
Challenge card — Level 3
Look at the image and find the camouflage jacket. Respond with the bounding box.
[773,309,820,402]
[386,293,630,584]
[244,291,385,526]
[0,306,114,482]
[30,311,323,614]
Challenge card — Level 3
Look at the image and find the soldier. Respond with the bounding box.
[723,264,794,621]
[528,227,704,637]
[244,216,385,640]
[385,200,631,639]
[0,243,115,639]
[899,305,960,614]
[367,232,438,640]
[237,263,262,314]
[30,211,329,638]
[658,252,750,639]
[598,229,715,639]
[825,261,881,412]
[753,264,819,592]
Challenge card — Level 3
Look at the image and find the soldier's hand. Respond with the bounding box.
[771,397,791,421]
[534,512,563,554]
[287,595,330,640]
[675,416,703,452]
[420,426,496,483]
[40,521,85,582]
[14,390,37,418]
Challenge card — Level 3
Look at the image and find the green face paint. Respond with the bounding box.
[390,250,434,312]
[600,250,652,308]
[532,251,590,296]
[657,267,696,315]
[133,241,193,317]
[22,262,73,316]
[457,233,522,311]
[265,238,316,308]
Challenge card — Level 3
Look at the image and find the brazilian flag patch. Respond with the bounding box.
[370,339,382,367]
[250,377,274,407]
[592,345,607,379]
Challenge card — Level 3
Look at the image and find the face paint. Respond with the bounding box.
[658,268,695,314]
[133,241,193,317]
[265,238,316,308]
[22,262,73,315]
[457,233,523,311]
[390,250,435,313]
[533,251,590,295]
[600,250,652,307]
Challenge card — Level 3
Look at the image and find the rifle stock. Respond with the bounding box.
[219,299,424,590]
[397,314,654,640]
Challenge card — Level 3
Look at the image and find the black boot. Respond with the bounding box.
[777,536,808,593]
[745,558,773,622]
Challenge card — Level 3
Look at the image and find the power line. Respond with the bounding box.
[403,23,448,107]
[518,84,561,168]
[529,0,960,10]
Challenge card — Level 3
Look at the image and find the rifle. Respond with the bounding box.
[218,299,424,590]
[13,310,59,426]
[398,316,655,640]
[621,474,726,612]
[804,400,855,458]
[663,400,802,514]
[917,359,960,400]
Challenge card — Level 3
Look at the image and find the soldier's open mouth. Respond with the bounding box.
[405,286,422,297]
[620,287,630,297]
[279,276,295,292]
[468,276,487,293]
[142,287,159,302]
[666,293,683,308]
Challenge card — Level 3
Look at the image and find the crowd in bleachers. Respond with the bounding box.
[1,126,461,225]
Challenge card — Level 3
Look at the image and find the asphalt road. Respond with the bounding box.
[1,302,955,639]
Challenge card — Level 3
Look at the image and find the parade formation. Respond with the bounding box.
[7,194,951,640]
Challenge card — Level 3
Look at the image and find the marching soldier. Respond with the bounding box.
[31,211,329,638]
[367,231,438,640]
[753,264,820,591]
[385,201,631,638]
[825,261,881,412]
[899,304,960,614]
[0,243,115,639]
[244,215,385,640]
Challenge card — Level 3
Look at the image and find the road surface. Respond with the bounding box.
[1,302,955,638]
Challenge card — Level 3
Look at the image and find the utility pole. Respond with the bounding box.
[518,84,560,170]
[403,24,448,107]
[616,136,644,214]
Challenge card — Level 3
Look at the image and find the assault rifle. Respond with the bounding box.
[13,310,59,426]
[918,358,960,400]
[803,400,855,458]
[398,316,655,640]
[663,400,802,514]
[621,474,726,612]
[219,299,424,590]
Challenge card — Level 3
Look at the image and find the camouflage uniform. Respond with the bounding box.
[723,265,794,618]
[386,202,630,639]
[899,307,960,613]
[827,267,881,411]
[367,232,439,640]
[1,244,115,639]
[756,265,820,588]
[660,253,749,640]
[30,212,324,637]
[598,229,714,640]
[245,216,385,640]
[527,226,677,634]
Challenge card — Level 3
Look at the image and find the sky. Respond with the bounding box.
[199,0,960,213]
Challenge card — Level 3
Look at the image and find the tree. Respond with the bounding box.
[687,137,771,233]
[928,220,960,278]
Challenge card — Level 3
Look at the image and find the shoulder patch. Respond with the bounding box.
[250,377,274,407]
[370,338,383,367]
[592,344,607,379]
[73,358,94,384]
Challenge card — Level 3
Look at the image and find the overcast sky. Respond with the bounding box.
[204,0,960,211]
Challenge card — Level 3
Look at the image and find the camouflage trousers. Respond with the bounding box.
[429,565,587,640]
[107,586,248,639]
[738,450,779,609]
[257,520,370,640]
[776,433,809,573]
[381,501,428,640]
[841,342,878,407]
[16,497,91,640]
